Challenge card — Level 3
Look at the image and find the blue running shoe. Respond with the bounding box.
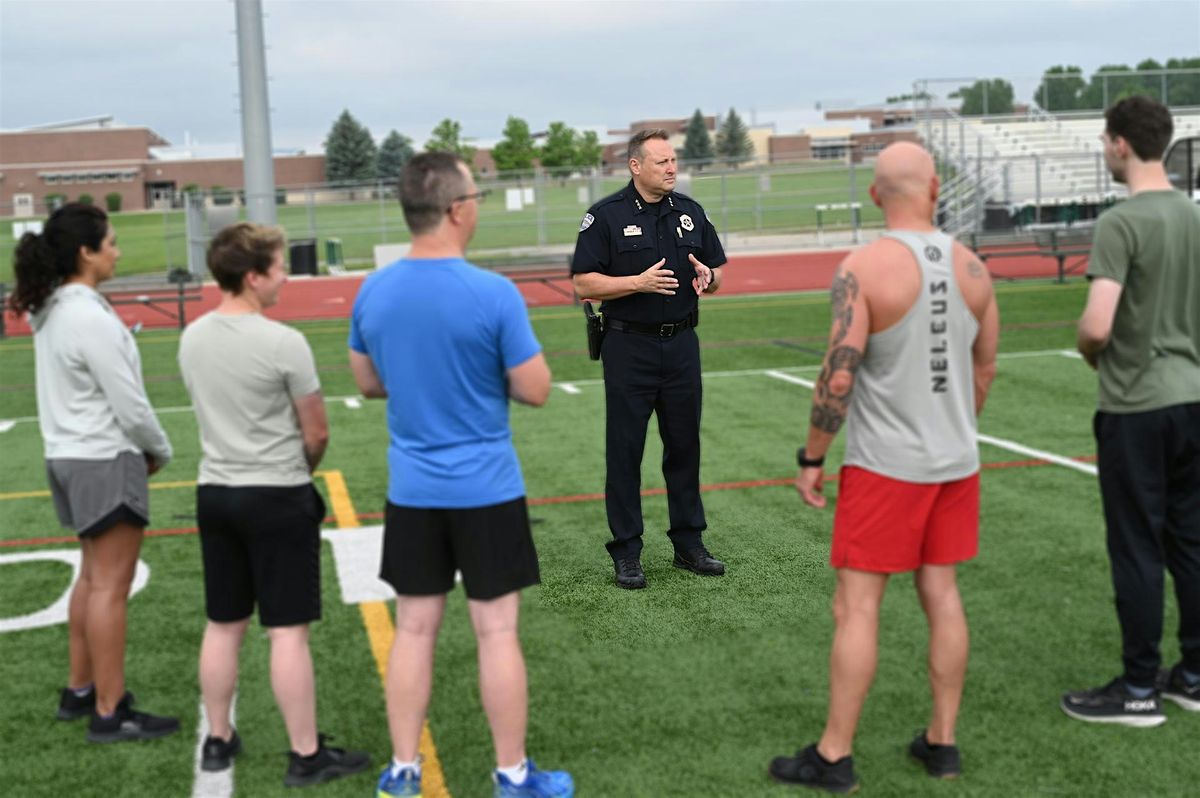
[493,759,574,798]
[377,764,422,797]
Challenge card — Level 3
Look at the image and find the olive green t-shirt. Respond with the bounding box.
[1087,190,1200,413]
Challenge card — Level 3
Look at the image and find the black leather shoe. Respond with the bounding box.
[673,546,725,576]
[614,557,647,589]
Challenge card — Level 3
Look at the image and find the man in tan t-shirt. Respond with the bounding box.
[178,223,369,786]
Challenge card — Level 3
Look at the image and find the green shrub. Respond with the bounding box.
[182,183,201,195]
[211,185,234,206]
[44,193,66,212]
[105,192,122,212]
[78,193,94,206]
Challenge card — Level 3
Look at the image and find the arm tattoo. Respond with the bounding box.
[967,258,986,278]
[809,345,864,434]
[829,270,859,345]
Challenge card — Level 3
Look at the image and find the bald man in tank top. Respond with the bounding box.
[769,142,1000,793]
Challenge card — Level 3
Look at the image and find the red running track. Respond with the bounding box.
[1,248,1083,335]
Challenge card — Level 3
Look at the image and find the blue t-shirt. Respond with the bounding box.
[348,257,541,508]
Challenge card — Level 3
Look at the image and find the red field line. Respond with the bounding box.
[0,454,1097,549]
[0,247,1081,337]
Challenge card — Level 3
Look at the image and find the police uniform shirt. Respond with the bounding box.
[571,181,727,324]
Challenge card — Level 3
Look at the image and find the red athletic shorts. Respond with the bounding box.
[831,466,979,573]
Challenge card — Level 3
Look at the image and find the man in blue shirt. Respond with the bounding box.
[350,152,573,798]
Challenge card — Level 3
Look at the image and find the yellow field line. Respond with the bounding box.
[320,469,450,798]
[0,478,198,501]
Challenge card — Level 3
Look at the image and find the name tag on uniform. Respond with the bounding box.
[623,225,642,237]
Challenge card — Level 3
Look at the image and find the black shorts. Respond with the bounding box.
[380,497,540,600]
[197,483,326,627]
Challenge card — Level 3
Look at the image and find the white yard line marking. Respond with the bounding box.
[0,420,15,433]
[191,697,236,798]
[1059,349,1083,359]
[0,349,1084,427]
[764,370,815,388]
[557,383,581,394]
[976,433,1098,476]
[343,397,362,409]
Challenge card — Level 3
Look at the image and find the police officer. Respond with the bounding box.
[571,128,727,590]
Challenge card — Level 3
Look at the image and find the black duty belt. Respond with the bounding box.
[606,314,696,338]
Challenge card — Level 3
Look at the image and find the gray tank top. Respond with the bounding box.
[842,230,980,483]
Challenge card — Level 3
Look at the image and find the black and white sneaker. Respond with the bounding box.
[87,692,180,743]
[1060,678,1166,727]
[768,743,859,793]
[57,686,96,721]
[201,730,243,772]
[283,733,370,787]
[909,730,961,778]
[1158,664,1200,712]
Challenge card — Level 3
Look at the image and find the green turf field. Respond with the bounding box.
[0,164,878,285]
[0,279,1191,797]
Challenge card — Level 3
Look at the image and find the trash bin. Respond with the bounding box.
[325,238,344,270]
[289,239,317,275]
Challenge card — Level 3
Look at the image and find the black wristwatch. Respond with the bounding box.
[797,447,825,468]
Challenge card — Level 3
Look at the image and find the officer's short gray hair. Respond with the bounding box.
[398,152,470,235]
[628,129,671,164]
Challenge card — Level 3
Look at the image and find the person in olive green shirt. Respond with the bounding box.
[1063,96,1200,727]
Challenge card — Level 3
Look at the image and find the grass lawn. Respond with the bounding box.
[0,279,1192,797]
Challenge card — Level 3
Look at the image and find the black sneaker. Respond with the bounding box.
[768,743,859,794]
[202,730,243,772]
[57,686,96,721]
[283,734,370,788]
[1158,664,1200,712]
[1060,678,1166,727]
[87,692,180,743]
[672,546,725,576]
[909,730,961,778]
[614,557,647,590]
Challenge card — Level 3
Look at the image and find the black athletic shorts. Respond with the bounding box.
[380,497,540,600]
[197,483,325,627]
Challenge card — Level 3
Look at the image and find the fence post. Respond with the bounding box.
[535,168,547,247]
[378,179,387,244]
[1034,154,1042,224]
[848,157,859,243]
[306,185,316,238]
[0,282,7,339]
[720,172,729,249]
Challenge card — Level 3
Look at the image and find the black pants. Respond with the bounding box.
[1095,403,1200,687]
[601,326,706,560]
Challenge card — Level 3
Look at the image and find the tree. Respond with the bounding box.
[1034,65,1086,112]
[425,118,476,164]
[573,130,602,170]
[491,116,536,176]
[324,109,377,184]
[885,91,932,103]
[1080,64,1144,110]
[376,130,414,181]
[950,79,1014,116]
[681,109,714,167]
[715,108,753,166]
[1166,57,1200,107]
[539,121,578,174]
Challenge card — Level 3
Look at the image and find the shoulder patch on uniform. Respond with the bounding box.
[579,213,595,232]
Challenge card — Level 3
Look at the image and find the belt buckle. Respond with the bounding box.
[659,323,676,337]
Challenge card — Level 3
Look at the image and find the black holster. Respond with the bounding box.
[584,301,605,360]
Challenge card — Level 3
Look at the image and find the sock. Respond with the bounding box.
[1124,681,1154,698]
[70,684,94,698]
[1181,668,1200,686]
[496,759,529,785]
[390,758,421,779]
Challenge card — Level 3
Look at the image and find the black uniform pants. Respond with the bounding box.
[601,325,706,560]
[1094,403,1200,688]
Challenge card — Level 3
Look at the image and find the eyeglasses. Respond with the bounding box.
[447,189,490,212]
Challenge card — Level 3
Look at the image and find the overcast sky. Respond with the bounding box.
[1,0,1197,153]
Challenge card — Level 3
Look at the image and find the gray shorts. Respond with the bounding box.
[46,451,150,537]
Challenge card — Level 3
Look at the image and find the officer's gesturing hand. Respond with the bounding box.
[689,253,721,295]
[636,258,678,295]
